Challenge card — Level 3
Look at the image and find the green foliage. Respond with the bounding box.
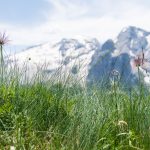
[0,66,149,149]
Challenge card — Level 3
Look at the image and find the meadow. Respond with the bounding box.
[0,34,150,149]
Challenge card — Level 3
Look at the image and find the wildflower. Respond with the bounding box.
[134,48,146,67]
[117,120,128,131]
[0,32,10,46]
[111,69,120,77]
[134,56,143,67]
[117,120,128,126]
[110,69,120,84]
[0,32,9,78]
[10,146,15,150]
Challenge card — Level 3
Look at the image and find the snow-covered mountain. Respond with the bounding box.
[8,26,150,86]
[88,26,150,86]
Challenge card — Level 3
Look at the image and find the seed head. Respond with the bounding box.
[111,69,120,77]
[0,32,10,46]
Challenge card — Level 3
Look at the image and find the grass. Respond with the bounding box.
[0,34,150,149]
[0,69,149,149]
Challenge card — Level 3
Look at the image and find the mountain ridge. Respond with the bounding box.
[8,26,150,86]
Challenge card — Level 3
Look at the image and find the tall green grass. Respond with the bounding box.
[0,66,149,149]
[0,35,149,149]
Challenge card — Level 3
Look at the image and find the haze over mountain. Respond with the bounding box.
[8,26,150,86]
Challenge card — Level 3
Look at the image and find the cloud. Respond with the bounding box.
[39,0,150,41]
[45,0,150,20]
[1,0,150,48]
[44,0,88,20]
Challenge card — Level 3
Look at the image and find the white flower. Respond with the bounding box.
[10,146,15,150]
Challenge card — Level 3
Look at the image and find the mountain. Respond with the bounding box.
[88,26,150,86]
[7,26,150,86]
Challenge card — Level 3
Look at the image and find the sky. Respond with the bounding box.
[1,0,150,52]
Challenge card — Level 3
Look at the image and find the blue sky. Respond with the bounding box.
[0,0,50,26]
[1,0,150,52]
